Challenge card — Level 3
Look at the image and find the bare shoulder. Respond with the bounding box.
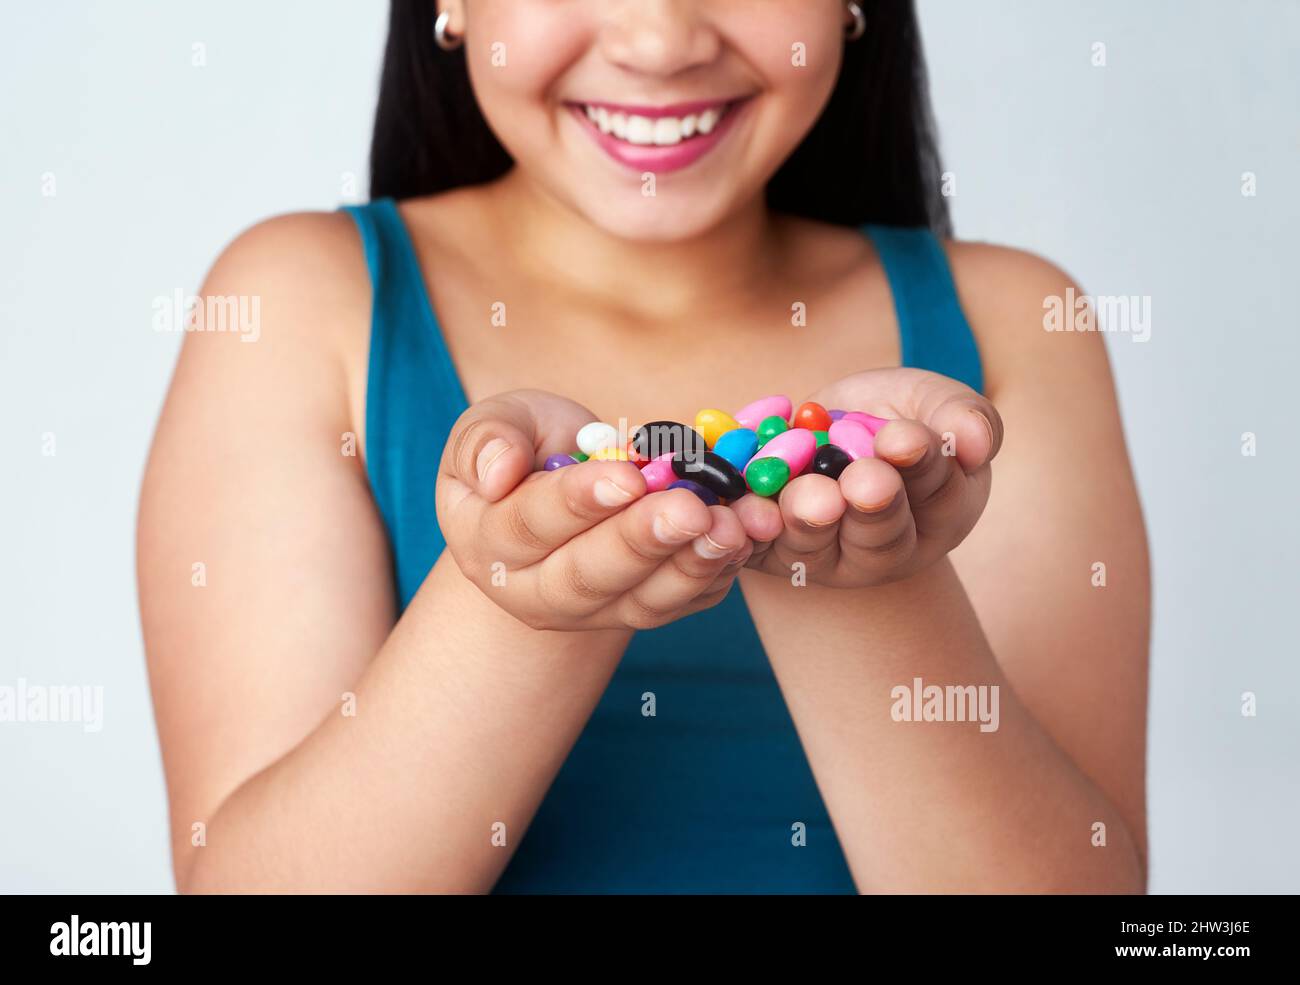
[940,239,1112,402]
[200,210,370,350]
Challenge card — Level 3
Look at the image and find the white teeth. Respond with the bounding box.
[652,117,683,145]
[625,115,654,145]
[580,103,728,144]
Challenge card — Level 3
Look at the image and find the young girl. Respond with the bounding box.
[139,0,1150,893]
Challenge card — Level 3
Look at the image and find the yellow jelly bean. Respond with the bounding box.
[694,408,742,449]
[589,446,631,461]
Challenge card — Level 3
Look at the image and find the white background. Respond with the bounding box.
[2,1,1297,893]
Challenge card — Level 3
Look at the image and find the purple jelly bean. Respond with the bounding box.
[667,479,720,506]
[544,453,578,471]
[828,409,847,421]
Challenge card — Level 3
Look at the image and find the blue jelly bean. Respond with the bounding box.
[711,428,759,472]
[667,479,720,506]
[544,453,578,471]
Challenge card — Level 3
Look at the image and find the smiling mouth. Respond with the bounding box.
[576,101,734,147]
[566,97,750,173]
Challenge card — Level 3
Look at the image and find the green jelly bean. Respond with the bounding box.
[755,415,789,449]
[572,451,589,462]
[745,456,791,498]
[813,430,830,448]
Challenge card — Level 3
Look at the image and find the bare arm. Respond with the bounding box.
[139,215,748,891]
[740,247,1149,892]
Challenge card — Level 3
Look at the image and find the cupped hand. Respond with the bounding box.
[731,368,1004,587]
[436,390,753,631]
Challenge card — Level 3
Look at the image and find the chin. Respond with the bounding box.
[572,192,739,243]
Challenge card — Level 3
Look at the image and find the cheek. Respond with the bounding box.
[463,4,591,150]
[741,16,844,134]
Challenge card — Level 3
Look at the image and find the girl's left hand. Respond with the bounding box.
[731,367,1004,587]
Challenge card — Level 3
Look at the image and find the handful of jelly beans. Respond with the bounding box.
[542,396,891,507]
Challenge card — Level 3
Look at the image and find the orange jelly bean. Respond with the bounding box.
[792,401,833,432]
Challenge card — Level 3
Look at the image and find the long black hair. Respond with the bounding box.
[369,0,951,234]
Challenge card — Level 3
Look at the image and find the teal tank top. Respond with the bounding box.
[343,198,983,893]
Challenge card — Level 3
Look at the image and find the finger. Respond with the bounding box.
[439,390,598,505]
[770,474,846,566]
[871,419,958,511]
[922,391,1003,472]
[475,459,648,569]
[835,457,916,561]
[533,487,715,616]
[729,492,785,544]
[439,393,556,507]
[617,507,750,628]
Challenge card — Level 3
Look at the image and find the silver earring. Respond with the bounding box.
[434,10,463,51]
[845,1,866,42]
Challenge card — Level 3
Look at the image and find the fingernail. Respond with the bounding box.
[594,476,635,507]
[693,533,732,559]
[888,444,926,467]
[969,411,994,453]
[476,438,511,483]
[653,513,700,543]
[852,492,898,514]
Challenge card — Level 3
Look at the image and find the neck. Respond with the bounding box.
[489,167,785,322]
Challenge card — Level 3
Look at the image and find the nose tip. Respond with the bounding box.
[600,1,722,76]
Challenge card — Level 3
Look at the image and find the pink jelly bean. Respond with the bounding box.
[733,395,792,431]
[640,458,676,492]
[828,419,874,461]
[748,427,816,478]
[842,411,890,436]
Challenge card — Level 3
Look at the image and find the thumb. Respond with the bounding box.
[441,393,543,503]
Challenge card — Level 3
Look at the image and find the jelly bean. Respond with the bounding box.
[640,458,676,493]
[672,451,748,501]
[572,451,589,462]
[694,408,742,449]
[577,421,620,456]
[667,479,720,507]
[734,395,792,431]
[744,457,791,498]
[828,409,847,421]
[712,428,759,472]
[754,427,816,476]
[632,420,705,461]
[813,430,830,448]
[544,453,578,471]
[828,419,874,461]
[589,446,632,461]
[842,411,889,435]
[792,401,833,432]
[811,444,852,480]
[861,413,890,435]
[755,415,789,448]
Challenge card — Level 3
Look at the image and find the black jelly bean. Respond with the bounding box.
[671,450,748,500]
[632,420,705,460]
[811,444,852,480]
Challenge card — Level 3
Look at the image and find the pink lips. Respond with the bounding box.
[569,98,748,174]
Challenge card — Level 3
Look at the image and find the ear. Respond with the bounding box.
[438,0,467,36]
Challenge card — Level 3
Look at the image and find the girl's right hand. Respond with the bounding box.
[436,390,753,632]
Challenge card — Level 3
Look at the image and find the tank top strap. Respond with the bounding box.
[341,198,468,609]
[862,224,985,394]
